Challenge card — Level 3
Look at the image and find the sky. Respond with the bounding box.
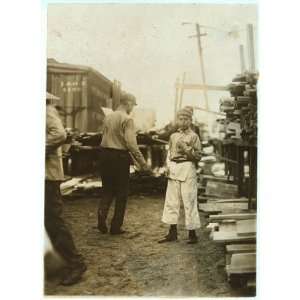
[47,3,257,127]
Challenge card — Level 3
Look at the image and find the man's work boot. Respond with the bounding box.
[187,230,198,244]
[158,225,177,243]
[110,228,126,235]
[60,262,87,286]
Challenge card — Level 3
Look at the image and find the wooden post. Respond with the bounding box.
[195,23,209,110]
[239,44,246,73]
[65,76,73,129]
[247,24,255,72]
[174,77,180,121]
[80,75,88,132]
[178,72,186,109]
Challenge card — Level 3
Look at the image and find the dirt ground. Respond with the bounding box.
[45,193,248,297]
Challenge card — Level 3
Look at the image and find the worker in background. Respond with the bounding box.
[45,93,87,285]
[97,92,150,235]
[158,107,202,244]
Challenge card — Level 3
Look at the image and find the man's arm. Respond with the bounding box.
[124,119,148,170]
[46,108,67,153]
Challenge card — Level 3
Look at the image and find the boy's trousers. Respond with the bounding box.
[162,161,201,230]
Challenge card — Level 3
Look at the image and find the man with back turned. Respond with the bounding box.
[45,93,86,285]
[97,92,149,235]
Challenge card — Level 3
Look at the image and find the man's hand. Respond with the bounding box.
[139,164,152,176]
[165,166,170,177]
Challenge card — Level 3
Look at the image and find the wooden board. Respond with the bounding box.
[209,213,256,222]
[218,222,237,233]
[200,174,229,182]
[206,180,238,198]
[226,244,256,254]
[225,243,256,265]
[226,253,256,275]
[199,202,248,212]
[213,231,256,244]
[214,198,248,203]
[236,219,256,236]
[198,195,220,201]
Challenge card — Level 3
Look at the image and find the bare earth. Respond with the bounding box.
[45,194,243,297]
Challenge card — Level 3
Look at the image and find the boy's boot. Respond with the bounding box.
[158,224,177,243]
[187,230,198,244]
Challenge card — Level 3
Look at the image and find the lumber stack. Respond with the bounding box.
[219,72,258,145]
[206,211,256,292]
[198,173,257,293]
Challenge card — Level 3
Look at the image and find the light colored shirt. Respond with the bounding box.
[167,127,201,181]
[101,109,147,168]
[45,105,67,181]
[168,127,201,162]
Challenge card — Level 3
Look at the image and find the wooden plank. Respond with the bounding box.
[214,198,248,203]
[226,244,256,254]
[200,202,248,211]
[199,174,229,182]
[175,83,228,91]
[225,243,256,265]
[237,219,256,236]
[209,213,256,222]
[206,181,238,198]
[218,222,237,233]
[213,231,256,244]
[226,253,256,275]
[198,195,219,202]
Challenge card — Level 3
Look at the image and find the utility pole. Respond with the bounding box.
[174,77,180,121]
[247,24,256,72]
[195,23,209,110]
[239,44,246,73]
[178,72,186,109]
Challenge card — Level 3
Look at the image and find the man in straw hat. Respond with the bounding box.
[97,92,150,235]
[45,92,87,285]
[158,106,202,244]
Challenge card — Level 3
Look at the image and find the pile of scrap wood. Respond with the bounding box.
[60,175,102,197]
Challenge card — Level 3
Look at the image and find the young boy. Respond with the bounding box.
[158,107,201,244]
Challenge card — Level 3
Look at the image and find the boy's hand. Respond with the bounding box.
[176,140,186,153]
[177,140,191,154]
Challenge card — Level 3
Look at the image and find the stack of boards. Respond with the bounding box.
[199,179,256,292]
[220,72,258,144]
[206,209,256,291]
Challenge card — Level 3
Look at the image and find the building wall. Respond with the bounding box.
[47,70,113,132]
[47,72,88,131]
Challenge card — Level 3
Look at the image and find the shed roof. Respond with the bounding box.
[47,58,112,87]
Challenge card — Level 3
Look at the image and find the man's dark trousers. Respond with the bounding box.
[98,148,130,232]
[45,180,83,267]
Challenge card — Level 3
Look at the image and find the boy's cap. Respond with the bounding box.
[177,107,193,118]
